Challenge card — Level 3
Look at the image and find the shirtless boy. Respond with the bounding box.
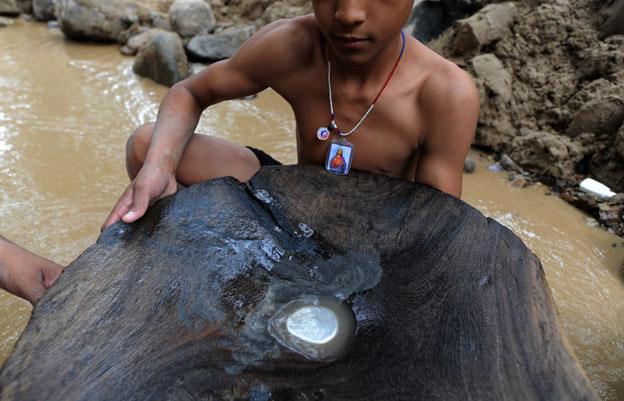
[102,0,479,230]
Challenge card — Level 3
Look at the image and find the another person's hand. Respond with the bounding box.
[0,239,63,305]
[101,163,178,231]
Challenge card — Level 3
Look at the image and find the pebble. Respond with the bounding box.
[585,217,599,228]
[463,158,476,173]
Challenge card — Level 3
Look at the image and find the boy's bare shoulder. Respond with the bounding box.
[415,42,478,107]
[411,40,480,144]
[236,14,320,85]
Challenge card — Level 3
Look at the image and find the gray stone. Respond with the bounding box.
[133,30,189,86]
[169,0,215,38]
[449,2,517,56]
[0,0,20,15]
[187,25,255,61]
[463,157,476,173]
[471,53,512,103]
[148,10,170,30]
[32,0,55,21]
[56,0,138,42]
[126,29,154,53]
[567,96,624,137]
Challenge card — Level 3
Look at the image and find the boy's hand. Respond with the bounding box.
[101,164,178,231]
[0,240,63,305]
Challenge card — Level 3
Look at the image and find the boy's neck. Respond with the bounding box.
[328,31,405,91]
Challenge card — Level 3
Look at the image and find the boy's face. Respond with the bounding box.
[312,0,414,65]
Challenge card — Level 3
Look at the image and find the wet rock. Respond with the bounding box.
[449,2,517,56]
[464,157,476,173]
[0,0,20,16]
[121,28,154,56]
[32,0,54,21]
[508,130,587,179]
[567,96,624,137]
[169,0,215,38]
[599,0,624,39]
[148,10,170,30]
[471,53,512,102]
[56,0,138,42]
[187,25,255,61]
[117,23,146,45]
[0,166,599,401]
[133,30,189,86]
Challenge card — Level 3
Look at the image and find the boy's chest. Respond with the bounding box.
[285,77,425,180]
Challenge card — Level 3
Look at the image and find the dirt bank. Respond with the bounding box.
[430,0,624,234]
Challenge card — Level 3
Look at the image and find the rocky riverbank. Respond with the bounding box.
[1,0,623,234]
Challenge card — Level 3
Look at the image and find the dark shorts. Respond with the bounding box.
[246,146,282,167]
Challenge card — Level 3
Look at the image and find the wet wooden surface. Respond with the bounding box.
[0,166,598,401]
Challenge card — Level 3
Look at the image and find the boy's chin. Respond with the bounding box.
[331,50,377,66]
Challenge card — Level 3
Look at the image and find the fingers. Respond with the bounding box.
[121,181,150,224]
[42,260,63,289]
[29,286,46,306]
[101,185,134,232]
[102,168,179,231]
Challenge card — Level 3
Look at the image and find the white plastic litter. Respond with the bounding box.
[579,178,616,199]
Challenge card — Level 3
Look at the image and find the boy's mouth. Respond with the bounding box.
[333,34,370,50]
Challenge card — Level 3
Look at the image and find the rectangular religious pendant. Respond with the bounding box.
[325,138,354,176]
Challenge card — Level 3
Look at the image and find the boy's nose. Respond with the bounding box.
[333,0,366,27]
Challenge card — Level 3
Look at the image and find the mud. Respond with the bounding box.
[430,0,624,234]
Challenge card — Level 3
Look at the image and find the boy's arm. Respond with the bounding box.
[102,20,300,230]
[413,67,479,199]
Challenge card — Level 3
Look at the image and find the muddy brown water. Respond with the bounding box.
[0,19,622,400]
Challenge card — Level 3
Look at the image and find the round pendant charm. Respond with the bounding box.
[317,127,330,141]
